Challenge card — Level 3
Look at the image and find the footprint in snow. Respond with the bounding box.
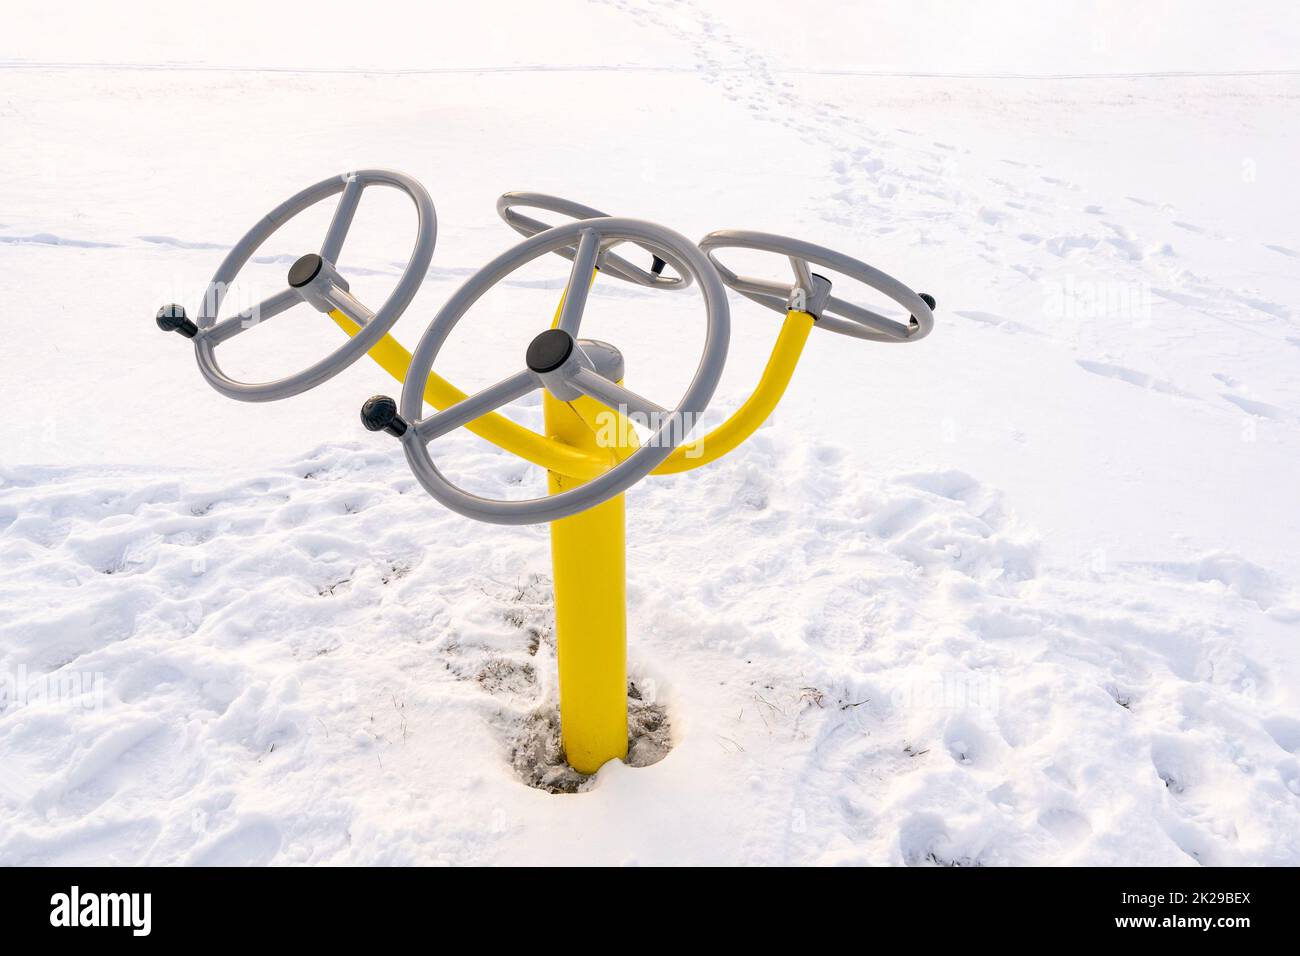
[1075,359,1195,399]
[1221,392,1290,421]
[138,234,230,251]
[190,818,283,867]
[0,232,118,248]
[955,310,1041,336]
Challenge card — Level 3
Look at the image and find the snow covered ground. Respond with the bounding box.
[2,1,1299,865]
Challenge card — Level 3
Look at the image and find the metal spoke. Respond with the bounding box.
[319,283,375,326]
[203,287,301,344]
[789,256,814,294]
[731,273,792,299]
[568,366,667,423]
[413,369,539,444]
[320,175,364,264]
[555,228,601,336]
[824,294,913,339]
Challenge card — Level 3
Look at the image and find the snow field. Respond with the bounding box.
[2,0,1299,864]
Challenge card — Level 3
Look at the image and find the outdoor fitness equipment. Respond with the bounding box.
[358,207,730,771]
[156,171,936,777]
[361,200,936,773]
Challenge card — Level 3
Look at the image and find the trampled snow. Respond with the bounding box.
[2,1,1299,865]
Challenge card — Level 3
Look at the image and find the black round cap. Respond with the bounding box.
[156,303,198,338]
[910,292,936,328]
[361,395,407,437]
[525,328,574,374]
[288,253,324,288]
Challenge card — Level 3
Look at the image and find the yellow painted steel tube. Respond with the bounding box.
[326,308,608,479]
[545,388,632,773]
[555,308,814,474]
[654,308,814,474]
[329,304,813,478]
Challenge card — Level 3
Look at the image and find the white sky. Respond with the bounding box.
[2,1,1297,75]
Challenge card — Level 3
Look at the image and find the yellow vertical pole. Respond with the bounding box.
[545,390,629,773]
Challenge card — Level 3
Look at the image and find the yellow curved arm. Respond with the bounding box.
[328,308,609,480]
[333,300,814,479]
[653,308,813,474]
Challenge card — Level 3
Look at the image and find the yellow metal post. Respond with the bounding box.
[544,390,631,773]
